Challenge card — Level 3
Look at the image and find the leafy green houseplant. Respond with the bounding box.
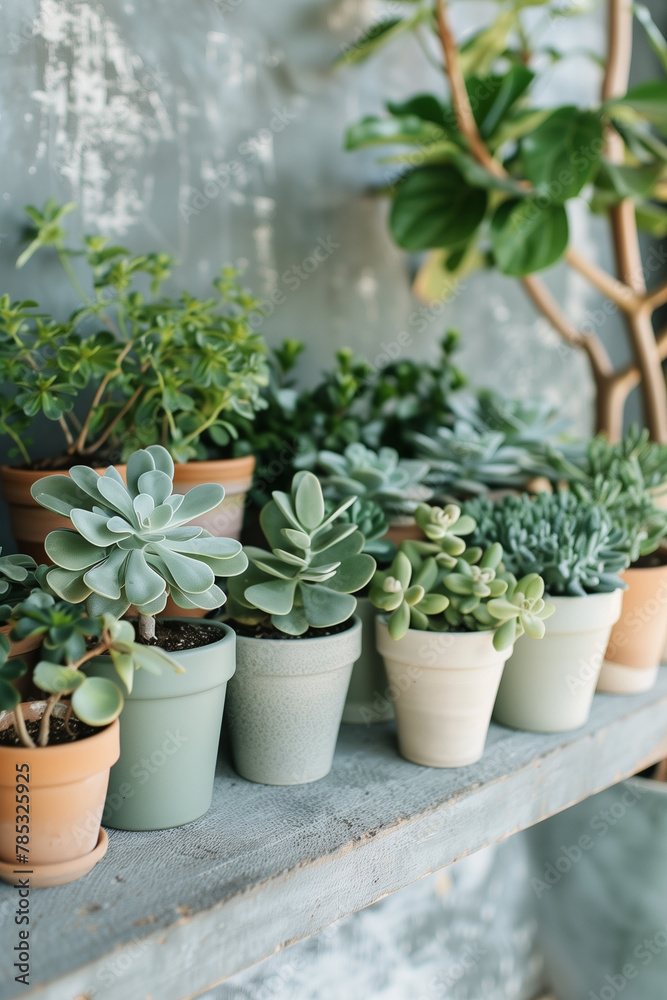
[27,444,247,830]
[224,471,374,784]
[369,500,552,767]
[342,0,667,443]
[465,491,628,733]
[0,200,268,555]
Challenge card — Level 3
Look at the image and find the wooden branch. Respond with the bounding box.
[70,340,134,454]
[602,0,633,101]
[564,247,641,312]
[435,0,505,178]
[644,279,667,313]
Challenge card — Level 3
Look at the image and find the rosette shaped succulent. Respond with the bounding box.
[31,445,248,636]
[317,442,431,517]
[226,471,376,635]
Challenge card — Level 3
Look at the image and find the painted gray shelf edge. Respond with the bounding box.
[3,671,667,1000]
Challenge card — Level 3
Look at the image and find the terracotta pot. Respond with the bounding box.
[1,624,42,701]
[0,463,126,563]
[599,563,667,694]
[172,455,255,540]
[0,702,119,887]
[1,454,255,562]
[385,518,423,546]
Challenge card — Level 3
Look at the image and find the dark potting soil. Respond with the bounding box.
[229,617,355,641]
[11,449,123,473]
[0,713,98,747]
[632,551,667,570]
[134,619,222,652]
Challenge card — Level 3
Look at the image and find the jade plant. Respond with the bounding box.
[317,442,431,518]
[30,445,248,641]
[226,471,376,635]
[549,431,667,565]
[0,200,268,465]
[370,502,553,650]
[465,491,629,596]
[1,591,180,748]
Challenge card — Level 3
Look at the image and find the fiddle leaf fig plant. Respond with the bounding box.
[465,491,630,596]
[370,501,554,650]
[317,442,431,517]
[30,444,248,641]
[226,471,376,635]
[3,590,181,749]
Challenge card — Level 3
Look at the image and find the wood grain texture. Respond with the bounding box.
[3,672,667,1000]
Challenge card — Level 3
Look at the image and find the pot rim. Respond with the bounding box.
[0,703,119,763]
[231,614,361,645]
[0,453,256,479]
[375,614,496,641]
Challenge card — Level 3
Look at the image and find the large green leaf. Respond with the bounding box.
[245,578,297,615]
[337,9,431,66]
[44,530,102,570]
[124,550,166,607]
[327,553,376,593]
[467,67,535,140]
[490,198,569,276]
[386,94,452,127]
[169,483,224,525]
[594,160,665,202]
[0,677,20,712]
[390,166,488,250]
[300,583,356,627]
[33,662,86,694]
[609,81,667,129]
[46,566,93,604]
[635,201,667,236]
[294,472,324,530]
[634,4,667,74]
[520,107,604,201]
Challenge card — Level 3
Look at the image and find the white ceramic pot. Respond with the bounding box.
[493,591,623,734]
[375,620,513,768]
[226,617,362,785]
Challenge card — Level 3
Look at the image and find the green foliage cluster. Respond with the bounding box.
[370,501,553,649]
[465,491,630,596]
[317,442,431,517]
[226,472,376,635]
[343,0,667,283]
[0,201,268,465]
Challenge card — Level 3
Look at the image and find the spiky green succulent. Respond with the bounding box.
[547,431,667,564]
[465,491,629,596]
[370,502,553,650]
[226,471,376,635]
[317,442,431,517]
[31,445,248,619]
[412,421,530,500]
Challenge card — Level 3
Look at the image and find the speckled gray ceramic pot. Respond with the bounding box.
[87,619,235,831]
[227,617,362,785]
[342,598,393,724]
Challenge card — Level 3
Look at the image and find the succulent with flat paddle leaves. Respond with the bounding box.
[317,442,431,517]
[370,502,553,651]
[465,491,629,596]
[30,445,248,641]
[412,421,529,499]
[226,471,376,635]
[2,591,180,748]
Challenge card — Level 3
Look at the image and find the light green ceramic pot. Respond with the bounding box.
[227,617,362,785]
[342,598,393,724]
[87,619,235,831]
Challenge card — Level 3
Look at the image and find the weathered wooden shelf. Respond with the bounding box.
[3,670,667,1000]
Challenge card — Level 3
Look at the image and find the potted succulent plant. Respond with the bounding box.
[316,442,432,545]
[29,444,247,830]
[466,491,629,733]
[554,433,667,694]
[0,201,268,558]
[0,591,176,886]
[370,502,552,767]
[224,471,376,785]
